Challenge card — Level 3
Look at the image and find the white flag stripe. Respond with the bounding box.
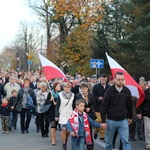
[106,52,145,108]
[38,53,65,76]
[126,85,139,98]
[106,52,125,71]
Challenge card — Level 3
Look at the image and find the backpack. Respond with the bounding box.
[26,94,34,109]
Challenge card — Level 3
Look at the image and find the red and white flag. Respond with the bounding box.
[106,53,145,108]
[38,54,68,82]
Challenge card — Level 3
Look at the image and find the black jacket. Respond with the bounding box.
[9,96,17,112]
[136,88,150,118]
[71,85,80,96]
[75,91,96,120]
[0,83,6,104]
[30,82,37,90]
[16,88,36,106]
[92,83,110,112]
[101,85,133,123]
[0,104,10,116]
[75,92,95,110]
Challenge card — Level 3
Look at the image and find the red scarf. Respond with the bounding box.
[69,108,92,145]
[1,103,8,107]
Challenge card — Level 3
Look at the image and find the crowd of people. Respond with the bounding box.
[0,69,150,150]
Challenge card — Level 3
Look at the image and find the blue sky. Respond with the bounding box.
[0,0,36,51]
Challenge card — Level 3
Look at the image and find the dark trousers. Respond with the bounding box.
[38,113,49,136]
[129,122,136,138]
[20,108,32,131]
[35,114,40,130]
[136,118,144,138]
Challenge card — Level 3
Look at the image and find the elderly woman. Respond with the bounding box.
[4,76,21,98]
[55,82,75,150]
[36,82,51,137]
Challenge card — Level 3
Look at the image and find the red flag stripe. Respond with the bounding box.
[43,66,68,82]
[38,53,68,82]
[106,53,145,108]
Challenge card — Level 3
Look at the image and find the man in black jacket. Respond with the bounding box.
[92,73,110,141]
[101,72,133,150]
[137,81,150,149]
[30,75,37,90]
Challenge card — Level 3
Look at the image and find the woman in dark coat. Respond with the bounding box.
[16,78,36,134]
[75,82,96,150]
[47,82,62,146]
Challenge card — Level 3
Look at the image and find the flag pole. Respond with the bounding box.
[47,80,56,105]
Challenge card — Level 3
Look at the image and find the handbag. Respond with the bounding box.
[40,103,51,113]
[15,100,22,112]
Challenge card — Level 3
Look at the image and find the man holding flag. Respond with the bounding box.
[100,53,145,150]
[101,71,133,150]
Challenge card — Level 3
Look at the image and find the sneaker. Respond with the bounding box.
[100,138,105,142]
[146,145,150,149]
[2,130,5,133]
[138,136,145,140]
[6,131,9,134]
[21,130,25,134]
[112,144,115,149]
[129,137,136,141]
[26,130,29,133]
[62,144,67,150]
[94,133,97,140]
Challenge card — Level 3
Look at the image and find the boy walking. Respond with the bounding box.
[9,90,18,131]
[67,99,104,150]
[0,97,10,133]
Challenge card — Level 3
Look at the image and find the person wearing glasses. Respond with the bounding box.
[101,72,133,150]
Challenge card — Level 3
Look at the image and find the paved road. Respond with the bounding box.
[0,116,146,150]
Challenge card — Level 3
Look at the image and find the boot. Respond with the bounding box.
[62,144,67,150]
[51,128,56,146]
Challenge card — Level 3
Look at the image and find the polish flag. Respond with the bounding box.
[106,53,145,108]
[38,54,68,82]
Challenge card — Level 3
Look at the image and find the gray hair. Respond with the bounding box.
[9,76,16,81]
[75,99,85,106]
[40,82,48,89]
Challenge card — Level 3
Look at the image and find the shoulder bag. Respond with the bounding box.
[15,100,22,112]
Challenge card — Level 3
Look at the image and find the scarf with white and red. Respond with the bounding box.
[69,108,92,145]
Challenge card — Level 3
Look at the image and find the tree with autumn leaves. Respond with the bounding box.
[5,0,149,79]
[50,0,103,75]
[29,0,103,75]
[62,27,94,76]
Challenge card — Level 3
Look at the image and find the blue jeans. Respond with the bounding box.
[71,136,85,150]
[105,119,131,150]
[9,111,17,128]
